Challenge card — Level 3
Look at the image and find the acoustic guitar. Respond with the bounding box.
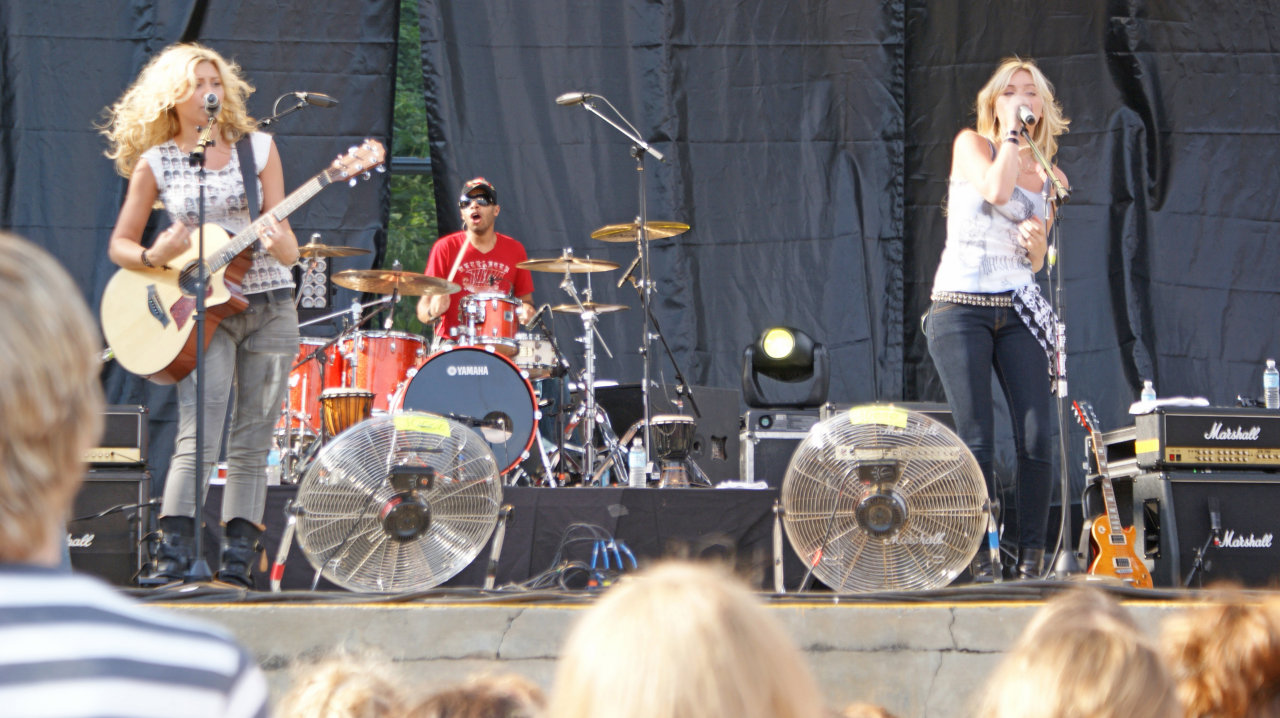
[101,139,385,384]
[1071,399,1154,588]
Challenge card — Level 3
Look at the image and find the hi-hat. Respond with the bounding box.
[590,220,690,242]
[298,241,371,258]
[518,255,620,273]
[551,301,629,314]
[332,269,460,296]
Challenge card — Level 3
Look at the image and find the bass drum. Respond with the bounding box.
[396,347,539,475]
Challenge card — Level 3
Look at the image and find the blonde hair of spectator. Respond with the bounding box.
[972,586,1180,718]
[275,649,408,718]
[547,560,827,718]
[0,232,104,563]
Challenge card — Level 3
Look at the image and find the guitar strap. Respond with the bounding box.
[236,134,260,222]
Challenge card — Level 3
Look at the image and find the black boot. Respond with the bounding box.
[1016,547,1045,580]
[138,516,195,587]
[216,518,264,589]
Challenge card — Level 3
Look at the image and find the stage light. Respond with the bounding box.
[741,326,829,409]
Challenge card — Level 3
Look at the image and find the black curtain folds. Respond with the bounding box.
[0,0,397,486]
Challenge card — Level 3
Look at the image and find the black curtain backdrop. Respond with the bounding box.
[0,1,397,486]
[4,0,1280,503]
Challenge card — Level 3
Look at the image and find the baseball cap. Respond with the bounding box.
[460,177,497,203]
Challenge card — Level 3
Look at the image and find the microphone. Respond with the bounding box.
[1209,497,1223,543]
[617,253,641,288]
[190,93,221,164]
[294,91,339,108]
[555,91,594,106]
[203,92,221,117]
[1017,105,1036,126]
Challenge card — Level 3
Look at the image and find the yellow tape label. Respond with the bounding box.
[847,405,909,428]
[393,413,452,437]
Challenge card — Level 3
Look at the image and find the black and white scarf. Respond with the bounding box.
[1012,284,1060,393]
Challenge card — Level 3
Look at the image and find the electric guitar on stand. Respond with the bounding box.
[1071,399,1153,588]
[101,139,385,384]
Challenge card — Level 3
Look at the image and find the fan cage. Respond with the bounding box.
[294,412,502,593]
[781,404,988,593]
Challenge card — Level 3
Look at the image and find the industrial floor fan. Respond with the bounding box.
[291,411,503,593]
[781,404,989,592]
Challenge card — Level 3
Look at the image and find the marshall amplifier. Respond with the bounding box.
[1135,407,1280,470]
[1132,470,1280,587]
[68,468,151,586]
[83,404,148,466]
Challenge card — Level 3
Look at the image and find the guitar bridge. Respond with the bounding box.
[145,285,170,328]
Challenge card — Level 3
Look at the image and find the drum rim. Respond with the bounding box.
[651,413,697,423]
[342,329,426,342]
[463,291,520,303]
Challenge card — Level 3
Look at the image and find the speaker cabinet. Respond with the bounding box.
[68,469,150,586]
[1133,471,1280,587]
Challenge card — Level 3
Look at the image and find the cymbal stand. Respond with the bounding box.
[555,255,616,484]
[566,93,665,481]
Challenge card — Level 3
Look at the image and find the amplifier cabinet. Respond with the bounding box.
[84,404,148,466]
[68,468,150,586]
[1136,407,1280,470]
[1133,470,1280,588]
[739,410,820,487]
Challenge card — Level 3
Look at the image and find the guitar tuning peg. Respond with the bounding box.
[361,171,371,181]
[375,165,386,174]
[348,177,358,187]
[347,145,358,155]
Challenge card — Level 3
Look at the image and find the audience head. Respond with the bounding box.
[547,560,826,718]
[973,586,1180,718]
[276,649,408,718]
[406,673,544,718]
[1162,589,1280,718]
[0,232,103,564]
[840,702,898,718]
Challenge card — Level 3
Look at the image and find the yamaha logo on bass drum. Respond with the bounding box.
[446,365,490,377]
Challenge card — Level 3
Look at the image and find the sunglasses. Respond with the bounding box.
[458,195,494,209]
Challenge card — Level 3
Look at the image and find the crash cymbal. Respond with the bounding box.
[332,269,460,296]
[590,220,690,242]
[551,301,629,315]
[298,241,371,258]
[517,256,620,273]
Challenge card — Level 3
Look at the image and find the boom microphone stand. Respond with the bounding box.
[1020,120,1075,578]
[557,90,665,479]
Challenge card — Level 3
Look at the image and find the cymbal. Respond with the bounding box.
[590,220,690,242]
[298,241,371,258]
[517,256,620,273]
[551,301,629,315]
[332,269,460,296]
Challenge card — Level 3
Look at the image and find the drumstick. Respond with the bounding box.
[427,240,470,322]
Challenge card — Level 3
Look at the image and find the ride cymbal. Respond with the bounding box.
[590,220,690,242]
[298,241,371,258]
[332,269,460,296]
[550,301,629,314]
[517,256,620,273]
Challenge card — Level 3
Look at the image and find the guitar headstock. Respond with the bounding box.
[1071,399,1102,435]
[324,139,387,187]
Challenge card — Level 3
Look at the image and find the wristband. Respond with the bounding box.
[140,249,154,268]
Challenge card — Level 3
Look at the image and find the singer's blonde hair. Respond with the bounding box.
[0,233,104,562]
[547,561,826,718]
[974,57,1070,163]
[100,43,257,177]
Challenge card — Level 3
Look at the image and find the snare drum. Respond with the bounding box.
[515,329,557,379]
[319,387,373,437]
[457,292,520,356]
[336,330,427,411]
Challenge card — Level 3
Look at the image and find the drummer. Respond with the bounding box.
[417,177,535,344]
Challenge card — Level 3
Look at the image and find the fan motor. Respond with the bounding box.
[855,488,908,538]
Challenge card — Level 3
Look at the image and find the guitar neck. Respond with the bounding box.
[205,172,331,274]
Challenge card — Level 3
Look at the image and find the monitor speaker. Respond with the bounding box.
[68,468,150,586]
[1133,471,1280,588]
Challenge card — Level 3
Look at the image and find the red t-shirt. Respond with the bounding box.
[424,231,535,338]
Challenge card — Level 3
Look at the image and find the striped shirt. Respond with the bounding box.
[0,565,268,718]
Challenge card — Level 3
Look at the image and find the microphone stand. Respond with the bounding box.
[257,93,311,129]
[568,93,664,481]
[1021,124,1076,579]
[185,114,217,583]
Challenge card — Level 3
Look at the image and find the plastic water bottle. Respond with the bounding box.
[1140,380,1157,403]
[628,438,646,488]
[1265,359,1280,409]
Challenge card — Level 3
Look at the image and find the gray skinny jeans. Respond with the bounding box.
[161,290,298,524]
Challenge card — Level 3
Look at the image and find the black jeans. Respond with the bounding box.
[925,300,1052,549]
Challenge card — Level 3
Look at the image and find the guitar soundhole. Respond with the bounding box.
[177,261,211,298]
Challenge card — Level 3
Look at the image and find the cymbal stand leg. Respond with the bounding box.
[556,264,614,485]
[588,406,629,486]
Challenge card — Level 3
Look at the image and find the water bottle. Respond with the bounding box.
[1140,380,1157,403]
[628,438,646,488]
[1265,359,1279,409]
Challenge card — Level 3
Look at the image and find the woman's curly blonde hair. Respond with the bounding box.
[100,43,257,177]
[974,56,1070,164]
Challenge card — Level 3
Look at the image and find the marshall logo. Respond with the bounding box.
[1203,422,1262,441]
[446,365,489,377]
[884,531,946,546]
[1220,530,1274,549]
[66,532,95,549]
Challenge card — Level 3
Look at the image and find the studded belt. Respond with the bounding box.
[930,291,1014,308]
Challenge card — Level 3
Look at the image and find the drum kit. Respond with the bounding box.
[272,223,706,488]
